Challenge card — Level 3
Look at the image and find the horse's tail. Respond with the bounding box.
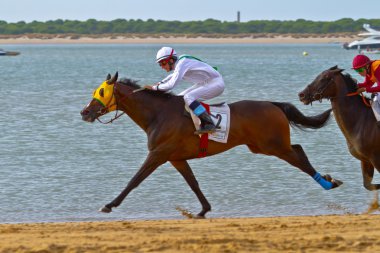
[271,102,332,130]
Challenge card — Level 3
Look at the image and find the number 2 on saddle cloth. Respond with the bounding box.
[186,102,227,158]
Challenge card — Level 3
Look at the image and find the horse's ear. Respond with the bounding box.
[329,66,344,74]
[106,73,111,80]
[332,67,344,74]
[107,72,118,84]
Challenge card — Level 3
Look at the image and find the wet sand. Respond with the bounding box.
[1,214,380,252]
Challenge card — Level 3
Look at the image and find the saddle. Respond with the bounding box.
[184,102,231,143]
[183,102,225,119]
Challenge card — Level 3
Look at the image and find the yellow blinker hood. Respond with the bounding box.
[93,80,117,112]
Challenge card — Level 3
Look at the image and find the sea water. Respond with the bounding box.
[0,43,374,223]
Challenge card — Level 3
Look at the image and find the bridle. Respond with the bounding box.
[312,77,335,103]
[300,75,335,104]
[303,72,371,107]
[96,83,142,124]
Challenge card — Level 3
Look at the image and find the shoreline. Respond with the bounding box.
[1,214,380,252]
[0,33,359,44]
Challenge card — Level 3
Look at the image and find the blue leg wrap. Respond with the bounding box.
[313,172,333,190]
[189,101,206,116]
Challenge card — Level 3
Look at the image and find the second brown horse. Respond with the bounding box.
[299,66,380,192]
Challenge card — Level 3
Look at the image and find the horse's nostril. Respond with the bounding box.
[80,109,89,116]
[299,92,305,99]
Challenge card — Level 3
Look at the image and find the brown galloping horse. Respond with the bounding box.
[299,66,380,191]
[80,72,342,218]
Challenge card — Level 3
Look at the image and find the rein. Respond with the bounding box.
[96,110,124,124]
[96,84,143,124]
[337,72,371,107]
[346,91,371,107]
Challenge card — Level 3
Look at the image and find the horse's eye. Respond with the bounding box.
[99,88,104,97]
[321,77,329,82]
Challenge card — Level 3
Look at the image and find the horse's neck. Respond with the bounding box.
[331,83,372,138]
[120,98,152,131]
[116,87,176,132]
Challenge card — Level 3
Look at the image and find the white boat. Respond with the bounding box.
[343,24,380,51]
[361,49,380,54]
[0,49,20,56]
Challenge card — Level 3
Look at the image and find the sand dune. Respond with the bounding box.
[0,33,359,44]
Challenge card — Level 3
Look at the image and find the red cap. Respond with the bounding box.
[352,54,372,69]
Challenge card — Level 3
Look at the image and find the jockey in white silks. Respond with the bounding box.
[144,46,225,134]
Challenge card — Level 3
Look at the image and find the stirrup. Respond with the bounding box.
[194,124,216,135]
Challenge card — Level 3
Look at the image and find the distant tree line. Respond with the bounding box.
[0,18,380,35]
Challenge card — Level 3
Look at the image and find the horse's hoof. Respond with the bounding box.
[322,174,343,190]
[332,179,343,188]
[195,215,206,219]
[323,174,332,181]
[323,174,343,189]
[99,206,112,213]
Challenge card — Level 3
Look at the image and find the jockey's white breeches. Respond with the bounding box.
[372,93,380,121]
[179,76,225,106]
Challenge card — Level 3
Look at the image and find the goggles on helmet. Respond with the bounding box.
[354,67,366,73]
[157,49,174,66]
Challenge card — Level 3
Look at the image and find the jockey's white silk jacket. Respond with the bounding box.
[153,55,221,91]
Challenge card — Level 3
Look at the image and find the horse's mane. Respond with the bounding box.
[118,78,175,99]
[341,72,358,93]
[340,72,371,103]
[328,66,358,93]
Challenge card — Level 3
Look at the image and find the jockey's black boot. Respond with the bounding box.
[194,111,216,135]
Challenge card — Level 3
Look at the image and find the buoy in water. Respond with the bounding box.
[303,51,309,56]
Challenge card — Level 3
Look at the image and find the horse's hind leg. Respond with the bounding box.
[251,144,342,190]
[279,144,316,176]
[288,144,342,189]
[248,144,315,175]
[361,160,379,190]
[170,160,211,218]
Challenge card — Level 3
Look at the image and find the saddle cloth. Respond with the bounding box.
[372,94,380,121]
[185,103,231,143]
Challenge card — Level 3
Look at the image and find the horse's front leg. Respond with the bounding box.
[170,160,211,218]
[100,152,166,213]
[361,160,380,191]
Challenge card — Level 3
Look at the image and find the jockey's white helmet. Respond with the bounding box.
[156,47,177,63]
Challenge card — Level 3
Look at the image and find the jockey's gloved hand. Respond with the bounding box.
[144,85,154,90]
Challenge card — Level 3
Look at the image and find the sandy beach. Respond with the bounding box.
[0,33,359,44]
[1,214,380,252]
